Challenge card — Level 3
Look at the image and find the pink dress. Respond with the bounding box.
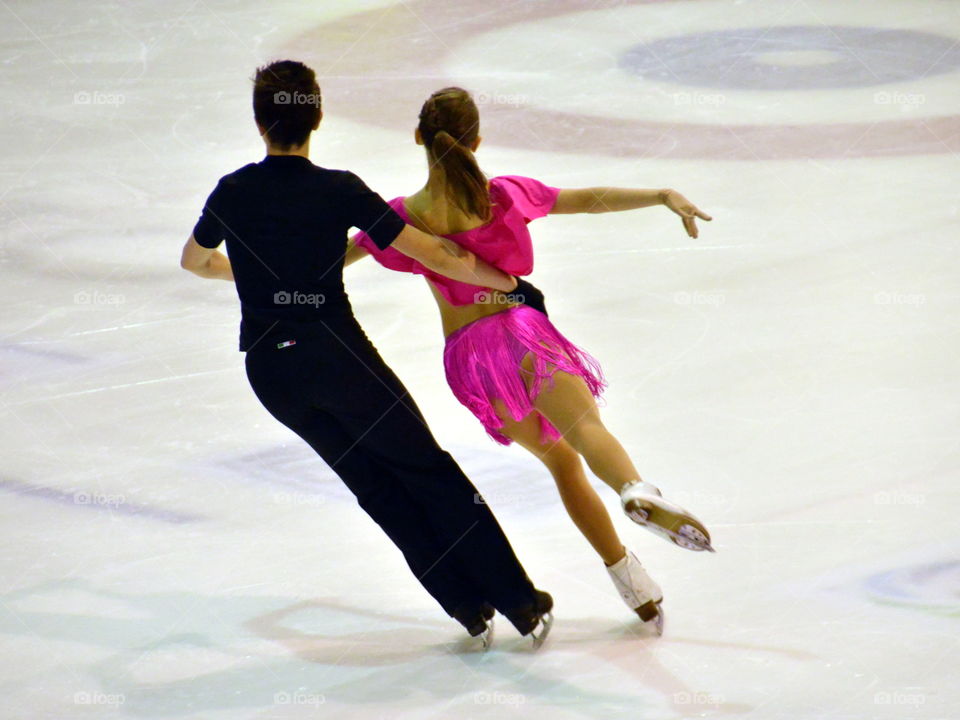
[355,175,605,445]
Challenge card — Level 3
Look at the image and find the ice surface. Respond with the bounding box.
[1,1,958,718]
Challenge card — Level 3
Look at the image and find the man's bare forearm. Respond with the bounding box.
[429,238,516,292]
[187,251,235,281]
[343,237,370,267]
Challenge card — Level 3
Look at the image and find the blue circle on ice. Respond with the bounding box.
[620,25,960,90]
[865,560,960,613]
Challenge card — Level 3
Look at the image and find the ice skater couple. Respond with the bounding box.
[180,60,713,649]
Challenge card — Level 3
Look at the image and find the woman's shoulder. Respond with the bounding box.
[489,175,560,221]
[377,195,409,224]
[490,175,558,199]
[490,174,541,190]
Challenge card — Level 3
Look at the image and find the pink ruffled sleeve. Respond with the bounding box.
[493,175,560,223]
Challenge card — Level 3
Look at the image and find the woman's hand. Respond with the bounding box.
[661,189,712,239]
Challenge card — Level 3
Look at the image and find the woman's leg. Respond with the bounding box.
[521,355,641,494]
[494,401,665,623]
[520,355,714,552]
[493,401,626,566]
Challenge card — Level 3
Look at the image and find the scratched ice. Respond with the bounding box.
[1,1,957,718]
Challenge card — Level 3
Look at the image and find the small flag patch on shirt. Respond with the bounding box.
[277,340,297,349]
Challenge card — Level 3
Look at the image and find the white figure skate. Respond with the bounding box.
[606,548,665,635]
[620,480,714,552]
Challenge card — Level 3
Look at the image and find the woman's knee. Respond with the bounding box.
[561,414,608,453]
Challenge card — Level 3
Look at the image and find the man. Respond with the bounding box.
[180,60,552,645]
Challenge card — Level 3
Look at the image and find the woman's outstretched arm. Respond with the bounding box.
[551,187,712,238]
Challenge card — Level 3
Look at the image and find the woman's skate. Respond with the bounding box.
[606,548,664,635]
[620,481,714,552]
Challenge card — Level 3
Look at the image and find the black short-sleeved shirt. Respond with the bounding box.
[192,155,406,350]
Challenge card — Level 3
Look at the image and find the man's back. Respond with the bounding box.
[193,155,403,349]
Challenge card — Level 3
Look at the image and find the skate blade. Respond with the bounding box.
[651,603,665,636]
[530,612,553,650]
[480,616,495,651]
[624,498,715,552]
[635,600,665,636]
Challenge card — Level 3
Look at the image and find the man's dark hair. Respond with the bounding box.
[252,60,322,150]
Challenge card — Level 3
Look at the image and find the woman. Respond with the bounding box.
[346,87,714,630]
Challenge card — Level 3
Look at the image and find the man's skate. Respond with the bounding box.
[511,590,554,649]
[606,548,664,635]
[620,480,714,552]
[454,601,496,650]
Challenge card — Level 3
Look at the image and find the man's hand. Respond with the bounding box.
[512,277,548,316]
[391,224,516,292]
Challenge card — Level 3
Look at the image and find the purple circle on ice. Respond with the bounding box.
[620,25,960,90]
[296,2,960,159]
[865,560,960,612]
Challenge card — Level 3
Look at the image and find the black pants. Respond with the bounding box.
[244,315,538,630]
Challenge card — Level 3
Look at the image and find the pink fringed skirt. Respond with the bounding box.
[443,305,606,445]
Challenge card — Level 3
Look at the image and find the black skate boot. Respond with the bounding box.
[507,590,554,649]
[454,601,496,650]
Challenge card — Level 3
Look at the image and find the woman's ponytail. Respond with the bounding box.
[418,87,490,221]
[430,129,490,220]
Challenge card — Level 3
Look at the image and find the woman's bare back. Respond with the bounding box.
[403,189,522,339]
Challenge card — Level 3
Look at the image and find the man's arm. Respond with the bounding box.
[180,235,234,281]
[344,234,371,267]
[390,225,518,293]
[339,170,516,292]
